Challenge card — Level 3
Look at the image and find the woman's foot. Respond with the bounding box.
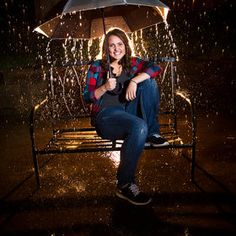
[146,134,169,147]
[116,183,152,205]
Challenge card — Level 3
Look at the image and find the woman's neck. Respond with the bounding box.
[110,59,119,66]
[110,61,122,76]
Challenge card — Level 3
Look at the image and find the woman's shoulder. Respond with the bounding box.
[89,59,103,72]
[130,57,150,69]
[130,56,145,65]
[90,59,102,66]
[131,56,140,62]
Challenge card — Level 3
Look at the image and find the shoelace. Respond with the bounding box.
[129,184,140,196]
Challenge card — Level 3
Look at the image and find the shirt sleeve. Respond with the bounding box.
[83,62,100,103]
[131,57,162,78]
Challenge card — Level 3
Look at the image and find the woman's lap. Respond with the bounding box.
[95,106,147,141]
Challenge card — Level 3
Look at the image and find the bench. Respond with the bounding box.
[30,57,197,187]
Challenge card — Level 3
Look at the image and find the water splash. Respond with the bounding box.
[36,18,182,119]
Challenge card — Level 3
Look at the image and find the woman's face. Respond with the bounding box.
[108,35,126,61]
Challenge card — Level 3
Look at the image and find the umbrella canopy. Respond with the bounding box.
[34,0,169,39]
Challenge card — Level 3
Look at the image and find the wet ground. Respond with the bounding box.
[0,112,236,236]
[0,59,236,235]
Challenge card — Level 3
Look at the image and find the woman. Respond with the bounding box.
[84,28,168,206]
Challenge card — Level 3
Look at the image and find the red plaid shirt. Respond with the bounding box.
[84,57,162,116]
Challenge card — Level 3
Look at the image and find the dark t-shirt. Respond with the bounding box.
[100,71,129,110]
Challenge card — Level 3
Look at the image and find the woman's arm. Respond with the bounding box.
[125,72,150,101]
[84,63,99,103]
[131,57,162,79]
[84,62,117,102]
[94,77,116,99]
[130,72,150,84]
[125,58,162,101]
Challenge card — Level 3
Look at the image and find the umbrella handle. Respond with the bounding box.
[101,8,112,78]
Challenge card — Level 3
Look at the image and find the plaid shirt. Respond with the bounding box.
[84,57,162,116]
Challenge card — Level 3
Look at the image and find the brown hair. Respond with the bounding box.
[101,28,132,72]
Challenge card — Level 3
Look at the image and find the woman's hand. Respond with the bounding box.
[104,71,116,91]
[94,74,116,100]
[105,78,117,91]
[126,80,137,101]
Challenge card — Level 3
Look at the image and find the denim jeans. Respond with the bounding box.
[94,79,160,186]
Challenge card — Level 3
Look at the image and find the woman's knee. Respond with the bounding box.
[139,78,157,89]
[130,118,148,138]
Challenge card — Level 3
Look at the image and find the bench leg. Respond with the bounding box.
[32,149,40,187]
[191,144,196,182]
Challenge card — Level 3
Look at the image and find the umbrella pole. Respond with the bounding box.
[101,9,112,77]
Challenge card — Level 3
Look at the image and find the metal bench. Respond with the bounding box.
[30,57,197,187]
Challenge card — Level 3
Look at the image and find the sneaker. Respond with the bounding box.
[116,183,152,206]
[146,134,169,147]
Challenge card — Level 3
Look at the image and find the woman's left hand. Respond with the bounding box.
[126,81,137,101]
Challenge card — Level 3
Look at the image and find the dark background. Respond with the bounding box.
[0,2,235,235]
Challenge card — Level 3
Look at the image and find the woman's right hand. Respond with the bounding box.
[105,77,117,91]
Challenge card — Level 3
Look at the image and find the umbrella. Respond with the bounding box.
[34,0,169,39]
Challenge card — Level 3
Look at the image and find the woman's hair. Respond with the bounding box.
[101,28,132,72]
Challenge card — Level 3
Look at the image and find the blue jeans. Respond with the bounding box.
[94,79,160,186]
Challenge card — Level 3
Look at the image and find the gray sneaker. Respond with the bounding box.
[116,183,152,206]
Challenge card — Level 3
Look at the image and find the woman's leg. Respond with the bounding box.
[95,106,148,186]
[126,79,160,136]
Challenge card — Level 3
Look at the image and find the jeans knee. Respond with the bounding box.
[139,78,157,89]
[131,119,148,140]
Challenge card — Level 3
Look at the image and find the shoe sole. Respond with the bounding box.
[145,141,169,147]
[116,191,152,206]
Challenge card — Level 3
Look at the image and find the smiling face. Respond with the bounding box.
[108,35,126,61]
